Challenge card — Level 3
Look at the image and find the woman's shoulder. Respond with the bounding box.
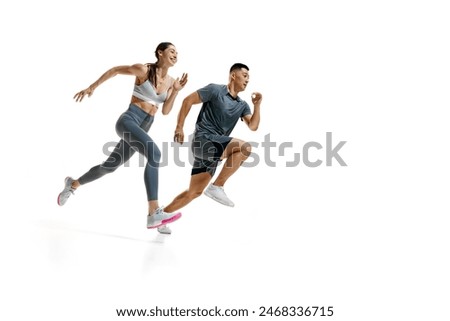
[133,63,150,72]
[130,63,150,85]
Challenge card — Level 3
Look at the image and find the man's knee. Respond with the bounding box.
[240,141,252,158]
[187,189,203,200]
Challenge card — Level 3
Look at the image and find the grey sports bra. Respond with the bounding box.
[132,80,168,107]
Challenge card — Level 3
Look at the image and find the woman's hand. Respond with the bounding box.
[173,73,188,92]
[73,86,95,102]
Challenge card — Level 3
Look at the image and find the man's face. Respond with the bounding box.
[232,68,250,91]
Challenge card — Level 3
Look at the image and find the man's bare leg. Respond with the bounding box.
[164,172,212,213]
[203,138,251,207]
[213,138,251,186]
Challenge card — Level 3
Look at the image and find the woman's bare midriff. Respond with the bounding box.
[130,96,158,116]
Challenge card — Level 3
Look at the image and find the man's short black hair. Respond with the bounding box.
[230,63,249,73]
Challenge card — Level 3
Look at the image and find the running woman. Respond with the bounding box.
[57,42,187,233]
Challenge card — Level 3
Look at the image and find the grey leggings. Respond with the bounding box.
[78,104,161,201]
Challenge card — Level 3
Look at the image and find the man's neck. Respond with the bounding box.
[227,84,238,98]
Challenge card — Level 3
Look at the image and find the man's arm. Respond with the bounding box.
[243,92,262,131]
[174,91,203,144]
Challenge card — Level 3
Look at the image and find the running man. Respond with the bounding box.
[164,63,262,214]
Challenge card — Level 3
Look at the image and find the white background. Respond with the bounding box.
[1,0,449,320]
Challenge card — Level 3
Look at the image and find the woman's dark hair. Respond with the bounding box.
[148,42,174,87]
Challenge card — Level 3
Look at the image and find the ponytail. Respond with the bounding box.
[147,63,158,88]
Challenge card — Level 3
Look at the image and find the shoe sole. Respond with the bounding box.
[57,193,65,206]
[157,228,172,235]
[204,190,235,207]
[147,212,182,229]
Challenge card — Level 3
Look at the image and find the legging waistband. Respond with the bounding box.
[127,104,155,121]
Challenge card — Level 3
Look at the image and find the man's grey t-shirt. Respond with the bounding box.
[195,84,251,139]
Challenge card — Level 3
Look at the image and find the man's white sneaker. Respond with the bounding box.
[204,184,235,207]
[147,208,181,229]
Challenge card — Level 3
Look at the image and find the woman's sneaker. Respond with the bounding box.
[147,208,181,229]
[157,225,172,234]
[57,177,76,206]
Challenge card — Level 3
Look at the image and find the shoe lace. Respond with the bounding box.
[151,206,164,216]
